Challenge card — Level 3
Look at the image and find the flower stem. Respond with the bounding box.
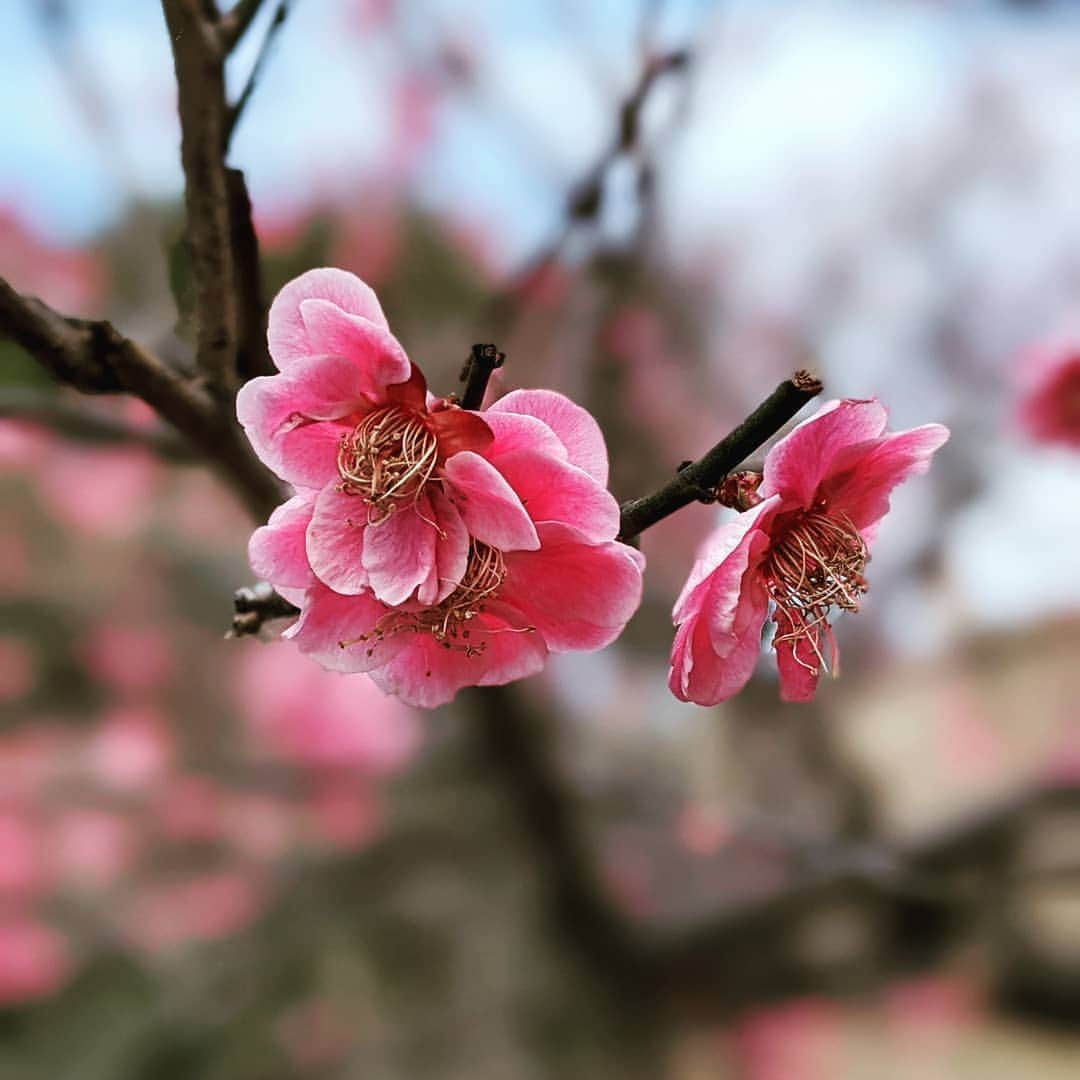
[459,343,505,410]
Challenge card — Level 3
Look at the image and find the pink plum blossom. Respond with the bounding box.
[670,399,948,705]
[239,267,519,608]
[270,388,644,708]
[1014,336,1080,449]
[0,918,72,1006]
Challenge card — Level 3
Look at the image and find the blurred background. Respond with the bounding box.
[2,0,1080,1076]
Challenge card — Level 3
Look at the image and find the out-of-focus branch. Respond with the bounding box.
[218,0,268,50]
[483,48,692,336]
[0,387,194,461]
[224,0,290,149]
[230,581,300,636]
[618,371,823,541]
[0,276,282,520]
[162,0,241,394]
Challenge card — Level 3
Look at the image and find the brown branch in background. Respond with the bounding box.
[617,371,823,541]
[482,48,692,337]
[162,0,239,395]
[0,276,282,521]
[0,387,194,462]
[218,0,269,50]
[224,0,290,149]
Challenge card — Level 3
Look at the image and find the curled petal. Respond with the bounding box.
[489,389,609,485]
[268,268,389,367]
[416,489,470,606]
[822,423,950,530]
[306,485,371,595]
[442,451,539,552]
[428,407,494,458]
[298,299,411,396]
[502,524,644,652]
[236,356,372,487]
[669,573,768,706]
[481,411,567,462]
[486,449,619,544]
[773,623,823,703]
[383,363,428,411]
[759,399,889,509]
[249,495,317,591]
[360,494,440,606]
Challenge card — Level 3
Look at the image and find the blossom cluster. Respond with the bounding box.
[241,269,949,709]
[238,269,645,708]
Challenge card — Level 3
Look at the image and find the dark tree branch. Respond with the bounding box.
[617,370,823,542]
[162,0,240,395]
[0,277,282,521]
[230,581,300,636]
[458,343,505,410]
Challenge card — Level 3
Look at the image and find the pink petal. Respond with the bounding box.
[668,511,772,706]
[416,489,470,605]
[759,399,889,509]
[249,495,317,590]
[236,356,372,487]
[488,449,620,545]
[773,626,822,703]
[268,268,389,367]
[490,389,609,485]
[285,586,406,674]
[669,575,768,706]
[306,484,371,595]
[367,604,548,708]
[501,525,644,651]
[383,363,428,411]
[481,411,567,462]
[442,451,539,552]
[821,423,950,530]
[428,407,494,458]
[360,495,439,605]
[298,299,411,395]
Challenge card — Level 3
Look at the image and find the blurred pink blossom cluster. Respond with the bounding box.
[1014,336,1080,450]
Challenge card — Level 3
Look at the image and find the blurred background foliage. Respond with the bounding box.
[2,0,1080,1076]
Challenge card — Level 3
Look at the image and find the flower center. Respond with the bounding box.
[764,509,868,675]
[336,406,439,525]
[341,541,516,659]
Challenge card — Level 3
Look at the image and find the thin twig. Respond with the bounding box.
[617,371,823,542]
[224,0,289,149]
[218,0,268,51]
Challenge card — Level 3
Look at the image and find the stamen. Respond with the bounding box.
[337,406,439,525]
[764,510,868,676]
[338,541,534,658]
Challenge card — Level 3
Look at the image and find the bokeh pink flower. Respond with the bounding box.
[670,399,948,705]
[1014,337,1080,449]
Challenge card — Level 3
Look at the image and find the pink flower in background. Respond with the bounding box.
[0,919,72,1006]
[80,622,173,698]
[124,871,264,955]
[49,809,139,892]
[1015,337,1080,449]
[0,810,46,899]
[670,399,948,705]
[86,707,174,793]
[239,267,537,608]
[277,389,644,707]
[235,641,420,772]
